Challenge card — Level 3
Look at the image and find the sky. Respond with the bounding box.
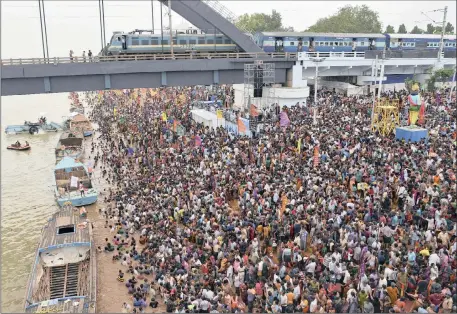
[1,0,456,59]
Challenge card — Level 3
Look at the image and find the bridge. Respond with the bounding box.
[1,52,455,96]
[1,0,455,96]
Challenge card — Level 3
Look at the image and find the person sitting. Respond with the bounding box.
[15,141,21,147]
[105,242,115,252]
[117,270,125,282]
[25,141,29,147]
[149,297,158,308]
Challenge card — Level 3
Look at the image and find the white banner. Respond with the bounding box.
[70,176,79,188]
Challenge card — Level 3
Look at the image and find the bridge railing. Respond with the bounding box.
[1,52,298,65]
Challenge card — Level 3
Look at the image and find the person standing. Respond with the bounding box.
[69,50,74,62]
[88,50,93,62]
[82,51,86,62]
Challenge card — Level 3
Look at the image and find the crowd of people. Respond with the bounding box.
[82,84,456,313]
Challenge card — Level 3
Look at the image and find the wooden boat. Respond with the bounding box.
[24,207,96,313]
[54,157,98,207]
[7,144,31,151]
[55,131,84,164]
[70,114,94,137]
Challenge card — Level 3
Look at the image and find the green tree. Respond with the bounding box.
[385,25,395,33]
[445,22,454,34]
[397,24,407,34]
[306,5,382,33]
[426,23,435,34]
[410,25,424,34]
[235,10,293,33]
[434,26,443,34]
[426,67,455,91]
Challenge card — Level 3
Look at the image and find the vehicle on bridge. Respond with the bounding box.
[254,32,456,53]
[101,29,456,56]
[103,29,238,56]
[5,117,63,135]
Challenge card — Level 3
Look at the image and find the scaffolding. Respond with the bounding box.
[371,98,400,136]
[243,61,276,111]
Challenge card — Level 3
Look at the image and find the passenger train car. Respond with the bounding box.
[102,29,457,55]
[254,32,456,53]
[104,29,238,55]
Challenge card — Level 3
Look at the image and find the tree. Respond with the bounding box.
[426,23,435,34]
[434,26,443,34]
[410,25,424,34]
[385,25,395,33]
[444,22,454,34]
[397,24,407,34]
[235,10,293,33]
[306,5,382,33]
[426,67,455,91]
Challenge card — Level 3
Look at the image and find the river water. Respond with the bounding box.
[1,93,72,312]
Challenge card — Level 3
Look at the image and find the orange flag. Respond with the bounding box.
[250,104,259,117]
[237,118,247,134]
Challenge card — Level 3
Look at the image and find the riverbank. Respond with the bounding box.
[82,115,166,313]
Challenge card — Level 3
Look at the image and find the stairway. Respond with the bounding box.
[49,263,80,300]
[201,0,245,32]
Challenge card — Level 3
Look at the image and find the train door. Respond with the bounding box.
[352,38,357,52]
[121,35,127,50]
[274,37,284,52]
[297,37,303,52]
[368,38,376,50]
[309,37,315,52]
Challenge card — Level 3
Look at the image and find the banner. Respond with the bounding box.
[216,110,223,119]
[237,118,249,135]
[70,176,79,188]
[250,104,260,117]
[279,111,290,127]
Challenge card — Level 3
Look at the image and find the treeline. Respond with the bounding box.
[235,5,455,35]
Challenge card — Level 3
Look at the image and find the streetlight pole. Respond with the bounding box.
[168,0,174,57]
[437,6,448,62]
[310,57,326,124]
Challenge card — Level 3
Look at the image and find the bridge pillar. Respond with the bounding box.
[161,72,167,86]
[44,77,51,93]
[104,75,111,89]
[213,70,220,84]
[286,63,307,88]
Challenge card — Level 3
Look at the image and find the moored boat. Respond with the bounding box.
[5,117,62,135]
[24,207,96,313]
[54,157,98,207]
[55,131,84,164]
[70,114,94,137]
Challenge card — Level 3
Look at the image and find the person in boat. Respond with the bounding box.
[14,140,21,147]
[79,181,85,197]
[25,141,29,147]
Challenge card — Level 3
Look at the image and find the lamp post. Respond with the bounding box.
[310,57,326,124]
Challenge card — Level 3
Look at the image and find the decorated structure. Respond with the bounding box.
[407,84,425,126]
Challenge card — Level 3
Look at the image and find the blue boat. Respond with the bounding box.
[5,117,62,135]
[24,207,96,313]
[56,131,85,164]
[54,157,98,207]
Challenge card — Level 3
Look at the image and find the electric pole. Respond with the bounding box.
[437,6,447,62]
[168,0,174,56]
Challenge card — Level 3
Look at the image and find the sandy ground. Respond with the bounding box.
[81,124,166,313]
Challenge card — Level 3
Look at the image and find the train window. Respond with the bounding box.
[141,40,149,45]
[162,40,169,45]
[290,42,295,46]
[360,42,364,46]
[207,39,214,44]
[198,39,206,44]
[224,39,231,44]
[173,39,177,45]
[216,38,223,44]
[151,40,159,45]
[189,39,196,45]
[303,41,309,46]
[132,40,140,46]
[179,39,187,44]
[325,42,329,46]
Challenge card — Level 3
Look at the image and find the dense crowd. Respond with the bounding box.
[84,85,456,313]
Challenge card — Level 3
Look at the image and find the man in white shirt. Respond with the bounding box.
[428,251,441,266]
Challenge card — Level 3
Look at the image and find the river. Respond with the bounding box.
[1,93,71,312]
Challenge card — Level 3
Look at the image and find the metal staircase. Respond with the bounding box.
[201,0,245,31]
[49,263,79,300]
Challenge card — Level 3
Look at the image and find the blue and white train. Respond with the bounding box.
[102,29,457,55]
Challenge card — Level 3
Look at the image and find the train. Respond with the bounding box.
[101,29,457,56]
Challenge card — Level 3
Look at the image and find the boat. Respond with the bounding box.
[70,105,85,115]
[54,157,98,207]
[5,117,63,135]
[55,131,84,164]
[7,144,31,151]
[70,114,94,137]
[24,207,96,313]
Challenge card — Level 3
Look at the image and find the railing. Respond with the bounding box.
[202,0,242,29]
[1,52,298,66]
[299,51,366,58]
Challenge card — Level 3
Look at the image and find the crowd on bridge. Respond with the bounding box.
[82,83,456,313]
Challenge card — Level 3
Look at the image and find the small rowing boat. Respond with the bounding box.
[7,144,31,151]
